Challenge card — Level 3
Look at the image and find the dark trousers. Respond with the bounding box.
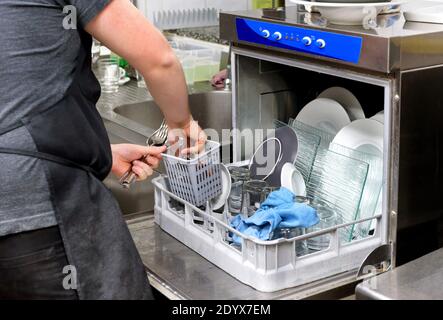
[0,226,78,300]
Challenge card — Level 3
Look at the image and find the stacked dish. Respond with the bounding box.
[295,86,384,239]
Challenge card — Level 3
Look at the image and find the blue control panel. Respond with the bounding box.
[236,18,363,64]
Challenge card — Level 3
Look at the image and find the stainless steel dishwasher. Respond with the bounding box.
[216,6,443,294]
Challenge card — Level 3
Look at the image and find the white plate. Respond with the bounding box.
[211,163,231,210]
[281,163,307,197]
[296,98,351,135]
[331,120,384,239]
[290,0,409,25]
[318,87,365,121]
[332,119,384,156]
[371,111,384,124]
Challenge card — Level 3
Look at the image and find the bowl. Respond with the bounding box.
[314,6,385,25]
[291,0,403,26]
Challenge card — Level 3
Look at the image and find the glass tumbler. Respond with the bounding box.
[271,227,308,256]
[306,199,337,253]
[97,58,120,93]
[241,180,269,218]
[270,195,312,256]
[228,167,251,216]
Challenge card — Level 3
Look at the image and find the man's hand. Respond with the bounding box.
[111,144,166,181]
[168,119,207,156]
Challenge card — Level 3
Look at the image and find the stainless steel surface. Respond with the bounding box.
[356,247,443,299]
[120,119,168,189]
[98,81,232,215]
[229,45,398,292]
[222,2,443,293]
[220,7,443,73]
[112,94,232,148]
[128,216,360,300]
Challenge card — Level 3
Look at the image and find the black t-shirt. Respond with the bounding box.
[0,0,110,236]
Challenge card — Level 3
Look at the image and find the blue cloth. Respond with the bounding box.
[230,188,319,245]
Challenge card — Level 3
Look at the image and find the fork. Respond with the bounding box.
[119,119,169,189]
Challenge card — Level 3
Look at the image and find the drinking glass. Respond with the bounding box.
[271,227,308,256]
[241,180,269,218]
[306,198,337,252]
[228,167,251,215]
[135,70,147,88]
[270,195,311,256]
[97,58,120,93]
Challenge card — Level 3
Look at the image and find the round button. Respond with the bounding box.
[302,36,312,46]
[272,32,283,41]
[261,30,271,39]
[316,39,326,49]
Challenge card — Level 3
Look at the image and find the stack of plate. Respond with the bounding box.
[295,86,384,239]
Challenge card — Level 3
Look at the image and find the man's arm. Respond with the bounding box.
[85,0,192,129]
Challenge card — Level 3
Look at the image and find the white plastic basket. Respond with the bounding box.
[162,140,222,207]
[153,176,384,292]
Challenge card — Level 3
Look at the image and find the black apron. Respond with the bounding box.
[0,30,153,300]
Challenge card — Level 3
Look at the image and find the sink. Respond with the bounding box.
[101,87,232,216]
[113,90,232,141]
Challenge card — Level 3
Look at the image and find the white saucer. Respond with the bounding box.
[119,77,131,86]
[296,98,351,135]
[211,163,231,210]
[318,87,365,121]
[332,119,384,156]
[371,111,385,124]
[281,163,307,197]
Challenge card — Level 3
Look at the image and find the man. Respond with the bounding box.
[0,0,206,299]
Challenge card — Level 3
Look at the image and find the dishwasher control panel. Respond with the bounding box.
[236,18,363,64]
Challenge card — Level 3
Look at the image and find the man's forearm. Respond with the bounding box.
[139,55,192,129]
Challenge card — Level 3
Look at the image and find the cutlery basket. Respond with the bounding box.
[162,140,222,207]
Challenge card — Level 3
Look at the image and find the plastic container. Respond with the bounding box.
[174,50,197,85]
[192,49,221,82]
[162,140,222,207]
[171,38,222,83]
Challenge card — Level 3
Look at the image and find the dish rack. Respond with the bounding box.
[153,124,384,292]
[153,176,383,292]
[135,0,253,30]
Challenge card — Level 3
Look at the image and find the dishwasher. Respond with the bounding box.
[152,5,443,296]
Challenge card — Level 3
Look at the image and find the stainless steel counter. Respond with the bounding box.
[356,248,443,300]
[127,216,359,300]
